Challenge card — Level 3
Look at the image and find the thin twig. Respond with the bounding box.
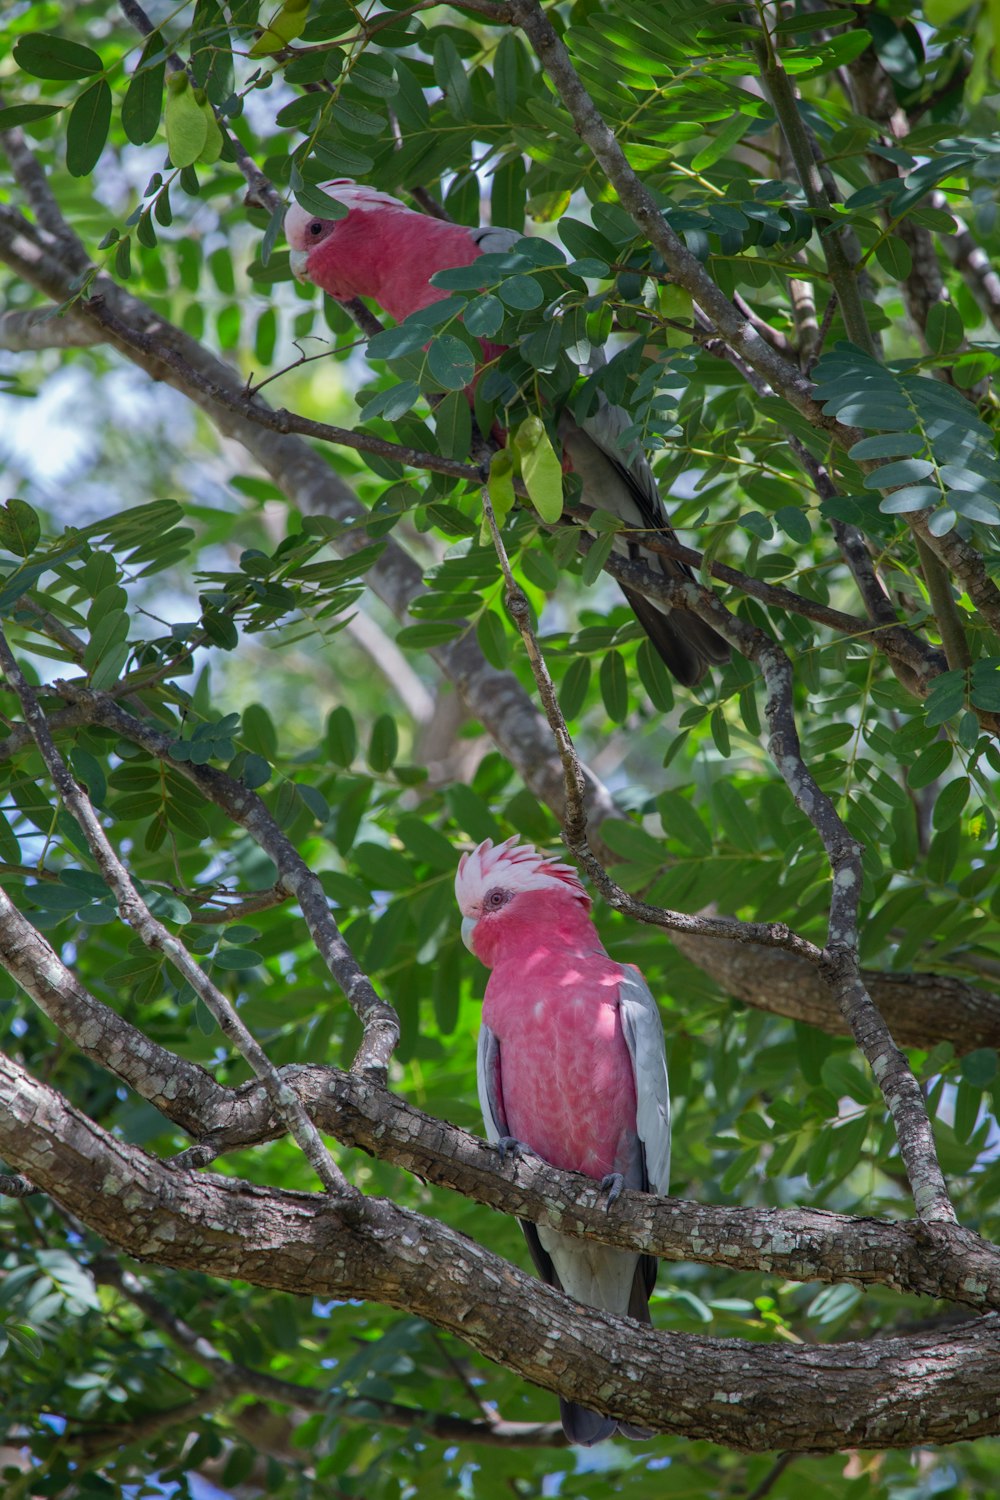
[746,1451,797,1500]
[184,884,291,924]
[409,187,454,222]
[51,680,400,1078]
[482,488,586,846]
[0,629,355,1201]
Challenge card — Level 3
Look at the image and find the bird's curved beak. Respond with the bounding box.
[460,916,477,954]
[289,248,309,282]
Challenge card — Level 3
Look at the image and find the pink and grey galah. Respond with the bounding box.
[454,835,671,1445]
[286,180,729,687]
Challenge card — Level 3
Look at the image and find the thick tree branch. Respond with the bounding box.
[0,863,988,1304]
[189,1062,1000,1312]
[2,1052,999,1452]
[667,932,1000,1053]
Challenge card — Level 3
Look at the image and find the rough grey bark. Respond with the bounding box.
[4,1051,1000,1453]
[669,930,1000,1052]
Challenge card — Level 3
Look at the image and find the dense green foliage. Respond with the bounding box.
[3,0,1000,1494]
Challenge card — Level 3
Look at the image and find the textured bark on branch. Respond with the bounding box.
[668,929,1000,1053]
[0,891,995,1317]
[4,1051,1000,1452]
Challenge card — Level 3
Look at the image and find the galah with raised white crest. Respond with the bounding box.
[286,180,729,687]
[454,835,671,1445]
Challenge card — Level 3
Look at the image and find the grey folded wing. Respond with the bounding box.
[560,400,730,686]
[618,965,671,1196]
[477,1022,508,1143]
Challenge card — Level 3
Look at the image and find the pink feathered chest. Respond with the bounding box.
[483,946,638,1180]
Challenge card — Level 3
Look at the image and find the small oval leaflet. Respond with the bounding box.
[427,336,476,391]
[513,417,563,524]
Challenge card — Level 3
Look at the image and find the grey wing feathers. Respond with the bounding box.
[477,1024,507,1144]
[558,402,730,686]
[618,967,671,1196]
[573,396,665,530]
[469,225,523,254]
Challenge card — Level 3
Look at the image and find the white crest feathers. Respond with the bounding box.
[454,836,588,909]
[285,179,407,242]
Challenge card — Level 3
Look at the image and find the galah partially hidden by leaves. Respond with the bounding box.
[454,835,670,1445]
[286,180,729,687]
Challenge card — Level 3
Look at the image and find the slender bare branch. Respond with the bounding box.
[0,884,226,1134]
[0,629,355,1200]
[50,678,399,1077]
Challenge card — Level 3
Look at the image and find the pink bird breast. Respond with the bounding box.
[489,950,639,1180]
[456,835,636,1175]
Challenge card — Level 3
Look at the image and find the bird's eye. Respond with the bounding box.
[484,888,509,910]
[308,220,324,236]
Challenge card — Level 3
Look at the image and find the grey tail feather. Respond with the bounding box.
[628,1256,657,1323]
[620,584,728,687]
[523,1221,658,1445]
[560,1402,653,1445]
[559,1259,658,1445]
[618,1420,655,1440]
[560,1398,617,1446]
